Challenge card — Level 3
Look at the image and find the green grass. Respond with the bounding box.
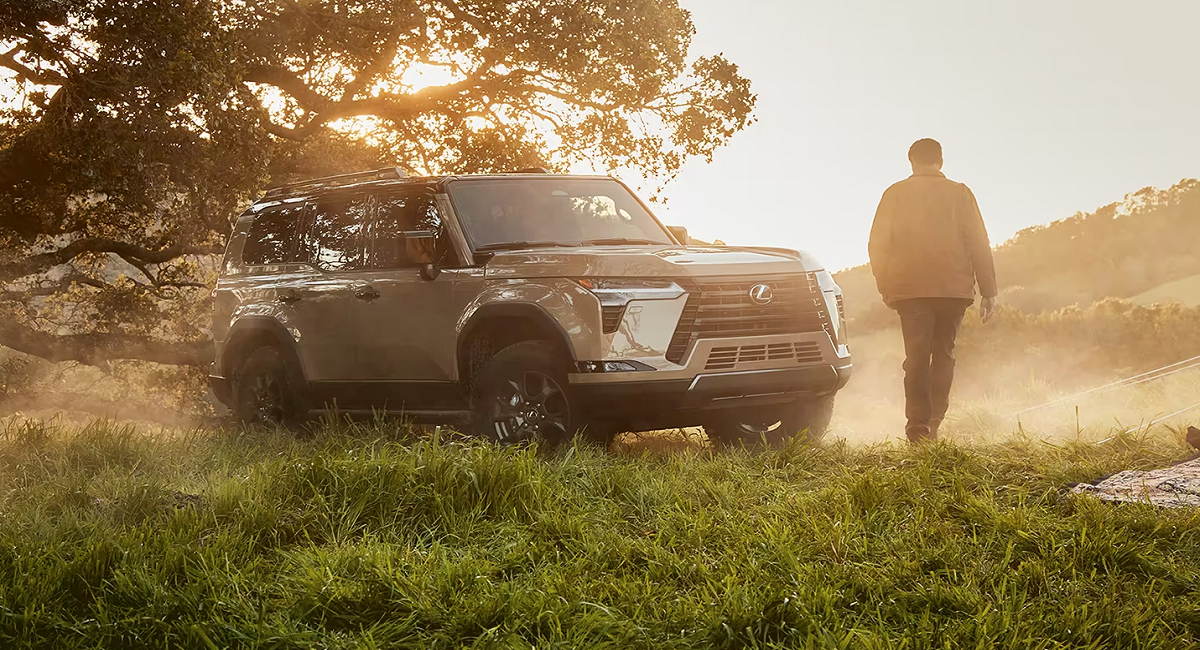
[1,419,1199,649]
[1131,274,1200,307]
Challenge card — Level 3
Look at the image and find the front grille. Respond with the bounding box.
[705,341,823,371]
[665,274,829,364]
[601,305,625,334]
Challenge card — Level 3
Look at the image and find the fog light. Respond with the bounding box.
[577,360,655,373]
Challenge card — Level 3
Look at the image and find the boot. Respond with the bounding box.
[929,419,943,439]
[905,424,935,444]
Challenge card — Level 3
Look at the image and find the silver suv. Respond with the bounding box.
[209,168,852,447]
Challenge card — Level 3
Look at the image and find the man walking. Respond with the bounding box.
[868,139,997,443]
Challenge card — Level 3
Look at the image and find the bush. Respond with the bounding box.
[960,299,1200,377]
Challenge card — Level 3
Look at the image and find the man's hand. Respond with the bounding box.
[980,296,997,324]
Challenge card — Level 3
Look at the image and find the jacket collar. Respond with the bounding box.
[911,169,946,178]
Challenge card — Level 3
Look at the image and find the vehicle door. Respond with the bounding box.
[350,190,463,396]
[282,192,372,387]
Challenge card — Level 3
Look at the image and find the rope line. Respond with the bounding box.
[1012,353,1200,416]
[1145,401,1200,427]
[1123,400,1200,433]
[1109,359,1200,392]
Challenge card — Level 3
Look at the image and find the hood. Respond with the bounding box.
[481,245,827,279]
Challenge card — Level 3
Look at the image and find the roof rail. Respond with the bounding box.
[511,167,549,174]
[262,167,409,199]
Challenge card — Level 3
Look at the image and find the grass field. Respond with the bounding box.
[1131,274,1200,307]
[1,418,1198,649]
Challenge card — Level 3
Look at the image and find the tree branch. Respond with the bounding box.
[260,117,310,141]
[430,0,491,37]
[0,238,224,283]
[340,30,405,103]
[115,253,158,285]
[244,64,331,111]
[0,46,68,86]
[0,317,213,368]
[0,273,108,301]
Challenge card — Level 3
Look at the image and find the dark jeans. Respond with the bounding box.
[895,298,972,432]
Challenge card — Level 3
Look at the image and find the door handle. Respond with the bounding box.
[278,289,302,304]
[354,285,380,302]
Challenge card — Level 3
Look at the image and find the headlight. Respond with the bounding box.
[815,270,839,293]
[575,278,685,306]
[814,270,847,345]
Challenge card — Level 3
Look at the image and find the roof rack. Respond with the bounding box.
[262,167,409,199]
[510,167,549,174]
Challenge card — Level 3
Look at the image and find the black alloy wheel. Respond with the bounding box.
[233,346,305,428]
[243,372,285,424]
[472,341,580,446]
[490,371,571,442]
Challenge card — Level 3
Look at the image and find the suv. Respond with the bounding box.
[209,168,852,447]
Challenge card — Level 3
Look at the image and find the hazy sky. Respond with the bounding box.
[647,0,1200,272]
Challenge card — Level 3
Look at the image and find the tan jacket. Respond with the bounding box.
[868,170,997,305]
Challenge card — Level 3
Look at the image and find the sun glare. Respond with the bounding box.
[397,62,463,93]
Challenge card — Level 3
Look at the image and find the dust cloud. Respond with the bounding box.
[833,327,1200,444]
[6,321,1199,447]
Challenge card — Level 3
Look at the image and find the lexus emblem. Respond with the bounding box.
[749,283,774,306]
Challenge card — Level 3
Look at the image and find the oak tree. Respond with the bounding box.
[0,0,754,374]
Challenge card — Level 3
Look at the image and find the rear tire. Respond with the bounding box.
[471,341,582,447]
[233,346,307,428]
[705,395,835,450]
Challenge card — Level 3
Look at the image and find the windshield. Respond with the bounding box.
[446,177,674,250]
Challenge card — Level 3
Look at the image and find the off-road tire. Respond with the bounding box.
[471,341,582,447]
[233,346,307,428]
[705,395,835,450]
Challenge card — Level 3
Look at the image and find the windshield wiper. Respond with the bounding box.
[474,241,575,252]
[583,238,665,246]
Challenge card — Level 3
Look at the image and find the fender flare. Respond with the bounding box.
[222,316,309,381]
[457,302,578,378]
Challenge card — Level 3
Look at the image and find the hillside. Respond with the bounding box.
[1132,273,1200,307]
[835,179,1200,331]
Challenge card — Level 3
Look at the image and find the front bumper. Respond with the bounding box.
[572,359,852,419]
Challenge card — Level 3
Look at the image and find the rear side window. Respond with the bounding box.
[242,204,304,265]
[370,192,444,268]
[302,196,370,271]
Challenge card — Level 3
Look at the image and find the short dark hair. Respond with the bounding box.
[908,138,943,165]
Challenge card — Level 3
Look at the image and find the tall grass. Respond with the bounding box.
[0,418,1197,648]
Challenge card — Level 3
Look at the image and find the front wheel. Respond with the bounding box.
[233,346,307,428]
[471,341,582,447]
[705,395,835,450]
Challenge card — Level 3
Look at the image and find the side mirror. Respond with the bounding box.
[667,225,689,246]
[403,230,440,280]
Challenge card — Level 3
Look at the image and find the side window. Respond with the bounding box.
[370,192,445,268]
[242,204,304,265]
[303,196,369,271]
